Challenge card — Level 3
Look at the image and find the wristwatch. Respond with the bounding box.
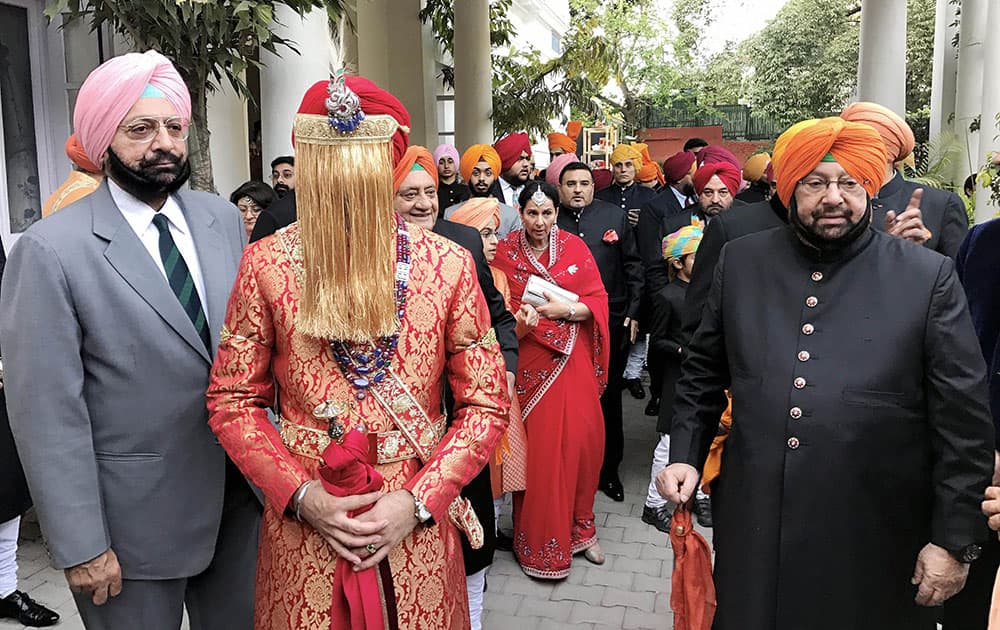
[412,493,432,524]
[949,543,982,563]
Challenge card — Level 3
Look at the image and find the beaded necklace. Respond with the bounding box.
[327,216,411,400]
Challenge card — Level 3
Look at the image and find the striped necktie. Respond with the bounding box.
[151,213,210,351]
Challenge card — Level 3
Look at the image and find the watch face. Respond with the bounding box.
[962,544,982,563]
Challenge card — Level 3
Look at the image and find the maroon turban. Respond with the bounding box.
[695,145,741,172]
[692,161,741,196]
[663,151,697,183]
[493,132,532,172]
[296,76,411,165]
[592,168,613,192]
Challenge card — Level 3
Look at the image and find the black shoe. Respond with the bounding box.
[624,378,646,400]
[694,496,713,528]
[495,530,514,552]
[641,504,673,534]
[599,477,625,502]
[644,397,660,416]
[0,590,60,627]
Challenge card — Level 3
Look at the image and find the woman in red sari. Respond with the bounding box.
[492,181,610,580]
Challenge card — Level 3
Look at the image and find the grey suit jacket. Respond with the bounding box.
[0,182,245,579]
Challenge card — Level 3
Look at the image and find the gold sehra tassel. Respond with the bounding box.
[295,134,398,342]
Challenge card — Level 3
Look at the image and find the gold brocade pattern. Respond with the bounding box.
[206,224,510,629]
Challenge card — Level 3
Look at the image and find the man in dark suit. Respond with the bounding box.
[842,101,968,259]
[636,151,698,297]
[249,189,296,242]
[555,162,643,501]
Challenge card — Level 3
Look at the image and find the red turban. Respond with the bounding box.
[296,77,411,165]
[592,168,613,192]
[493,132,532,172]
[773,117,887,207]
[693,162,741,196]
[663,151,697,183]
[392,145,437,194]
[695,145,741,172]
[65,134,100,174]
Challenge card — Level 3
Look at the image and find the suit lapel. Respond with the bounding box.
[176,190,231,354]
[92,184,212,364]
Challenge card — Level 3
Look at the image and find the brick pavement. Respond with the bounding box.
[7,385,706,629]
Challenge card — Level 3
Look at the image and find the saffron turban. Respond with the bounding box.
[743,152,771,183]
[841,101,915,163]
[494,133,532,172]
[663,225,703,260]
[772,117,888,207]
[432,144,460,169]
[545,152,581,186]
[693,161,741,196]
[695,145,741,172]
[636,144,665,185]
[297,76,411,165]
[592,168,613,191]
[609,143,644,168]
[663,151,697,183]
[548,132,577,154]
[449,197,501,231]
[392,145,437,194]
[65,134,100,174]
[460,144,502,182]
[73,50,191,170]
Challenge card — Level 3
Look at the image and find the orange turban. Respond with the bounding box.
[609,143,644,168]
[692,162,741,196]
[392,145,437,194]
[460,144,502,182]
[65,134,100,174]
[742,152,771,183]
[773,117,887,207]
[636,143,665,185]
[841,102,915,163]
[547,132,576,154]
[449,197,501,231]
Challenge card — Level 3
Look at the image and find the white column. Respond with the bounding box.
[955,0,987,185]
[974,2,1000,223]
[259,6,331,166]
[857,0,907,116]
[929,0,959,139]
[454,0,494,148]
[206,80,250,198]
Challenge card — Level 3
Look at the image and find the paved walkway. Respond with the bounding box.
[7,386,706,629]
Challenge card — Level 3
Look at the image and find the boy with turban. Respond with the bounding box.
[2,50,258,629]
[493,132,532,208]
[446,144,520,237]
[207,74,511,630]
[841,101,967,258]
[641,225,702,534]
[658,117,993,630]
[433,143,470,214]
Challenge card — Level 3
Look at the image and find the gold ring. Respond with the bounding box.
[365,543,378,554]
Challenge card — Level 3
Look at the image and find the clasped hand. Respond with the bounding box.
[65,548,122,606]
[911,543,968,606]
[299,484,418,570]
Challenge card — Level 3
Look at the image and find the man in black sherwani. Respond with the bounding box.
[658,117,994,630]
[556,162,643,502]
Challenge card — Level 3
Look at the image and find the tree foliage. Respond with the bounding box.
[44,0,345,192]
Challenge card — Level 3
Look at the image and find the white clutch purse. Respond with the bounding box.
[522,275,579,307]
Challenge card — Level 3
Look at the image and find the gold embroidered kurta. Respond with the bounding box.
[206,223,509,629]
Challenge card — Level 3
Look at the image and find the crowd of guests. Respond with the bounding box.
[3,46,1000,630]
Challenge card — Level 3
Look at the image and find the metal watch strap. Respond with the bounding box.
[412,493,432,523]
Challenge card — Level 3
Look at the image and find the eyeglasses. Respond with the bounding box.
[479,228,498,240]
[117,117,190,143]
[236,197,262,215]
[797,177,864,195]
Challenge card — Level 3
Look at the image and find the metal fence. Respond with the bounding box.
[639,103,784,141]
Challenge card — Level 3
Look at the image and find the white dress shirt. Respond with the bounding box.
[108,179,209,320]
[671,184,689,209]
[498,177,523,209]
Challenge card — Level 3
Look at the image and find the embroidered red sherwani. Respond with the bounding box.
[207,223,510,630]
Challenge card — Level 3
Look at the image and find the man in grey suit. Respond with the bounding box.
[0,51,258,629]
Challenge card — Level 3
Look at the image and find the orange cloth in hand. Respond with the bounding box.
[670,506,717,630]
[392,145,437,194]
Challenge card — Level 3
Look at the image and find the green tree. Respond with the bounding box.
[45,0,345,192]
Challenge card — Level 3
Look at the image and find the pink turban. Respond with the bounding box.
[73,50,191,170]
[432,144,460,170]
[545,153,581,186]
[695,145,742,172]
